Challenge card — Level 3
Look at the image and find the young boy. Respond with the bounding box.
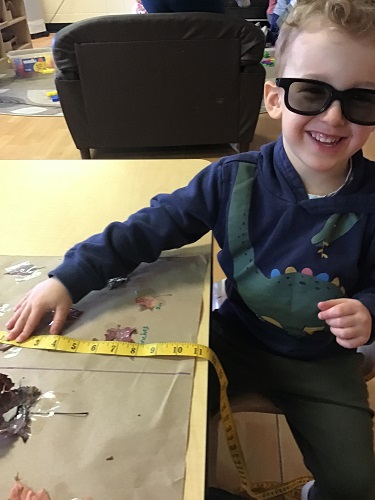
[6,0,375,498]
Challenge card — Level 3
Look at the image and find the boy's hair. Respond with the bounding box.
[275,0,375,75]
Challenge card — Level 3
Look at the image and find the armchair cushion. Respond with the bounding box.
[53,13,266,157]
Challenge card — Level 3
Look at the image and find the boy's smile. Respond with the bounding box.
[265,24,375,195]
[309,132,343,146]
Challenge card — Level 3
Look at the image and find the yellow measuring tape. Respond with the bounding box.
[0,331,310,499]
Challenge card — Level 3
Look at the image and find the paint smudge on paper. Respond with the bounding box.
[135,294,170,311]
[0,304,11,317]
[4,261,44,282]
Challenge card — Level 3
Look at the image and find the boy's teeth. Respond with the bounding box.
[310,132,340,144]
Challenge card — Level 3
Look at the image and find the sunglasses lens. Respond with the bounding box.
[287,81,330,113]
[345,90,375,124]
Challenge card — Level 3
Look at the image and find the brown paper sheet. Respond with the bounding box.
[0,254,208,500]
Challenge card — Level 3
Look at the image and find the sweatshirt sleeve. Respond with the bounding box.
[354,291,375,345]
[49,160,225,303]
[352,220,375,344]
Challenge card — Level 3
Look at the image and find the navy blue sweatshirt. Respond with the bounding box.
[51,137,375,359]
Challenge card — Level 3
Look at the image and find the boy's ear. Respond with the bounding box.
[264,80,282,119]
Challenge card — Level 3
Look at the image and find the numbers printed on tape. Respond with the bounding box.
[0,332,214,360]
[0,331,310,499]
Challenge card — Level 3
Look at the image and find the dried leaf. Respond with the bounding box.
[0,373,41,443]
[105,326,137,343]
[4,261,44,282]
[135,295,159,311]
[0,373,14,393]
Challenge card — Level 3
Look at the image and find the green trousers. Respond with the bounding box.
[209,312,375,500]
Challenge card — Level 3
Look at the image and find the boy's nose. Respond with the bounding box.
[320,99,347,125]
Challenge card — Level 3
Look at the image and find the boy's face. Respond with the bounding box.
[265,26,375,180]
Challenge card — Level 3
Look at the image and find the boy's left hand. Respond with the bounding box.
[318,298,372,348]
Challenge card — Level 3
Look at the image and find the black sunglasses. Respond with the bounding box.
[275,78,375,126]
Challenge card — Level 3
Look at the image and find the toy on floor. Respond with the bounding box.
[46,90,59,102]
[33,56,55,75]
[261,50,276,67]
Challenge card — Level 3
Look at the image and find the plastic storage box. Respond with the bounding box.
[7,47,55,78]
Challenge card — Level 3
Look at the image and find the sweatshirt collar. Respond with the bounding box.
[259,135,375,214]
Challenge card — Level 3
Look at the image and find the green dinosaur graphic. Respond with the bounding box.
[227,163,356,338]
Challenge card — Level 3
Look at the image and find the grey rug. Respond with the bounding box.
[0,68,62,116]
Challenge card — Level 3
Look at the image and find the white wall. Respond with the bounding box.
[41,0,136,24]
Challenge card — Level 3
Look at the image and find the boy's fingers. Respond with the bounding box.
[317,300,332,311]
[13,292,31,312]
[317,298,347,311]
[37,490,51,500]
[318,303,350,320]
[330,325,355,338]
[318,307,340,320]
[7,304,72,342]
[336,336,362,349]
[5,308,22,331]
[13,309,46,343]
[6,307,30,339]
[49,305,71,335]
[6,298,33,333]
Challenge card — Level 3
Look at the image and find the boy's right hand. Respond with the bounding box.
[5,277,73,343]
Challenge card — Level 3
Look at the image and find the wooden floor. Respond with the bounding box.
[1,33,374,164]
[2,34,375,498]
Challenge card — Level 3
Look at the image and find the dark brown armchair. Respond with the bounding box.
[52,13,266,159]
